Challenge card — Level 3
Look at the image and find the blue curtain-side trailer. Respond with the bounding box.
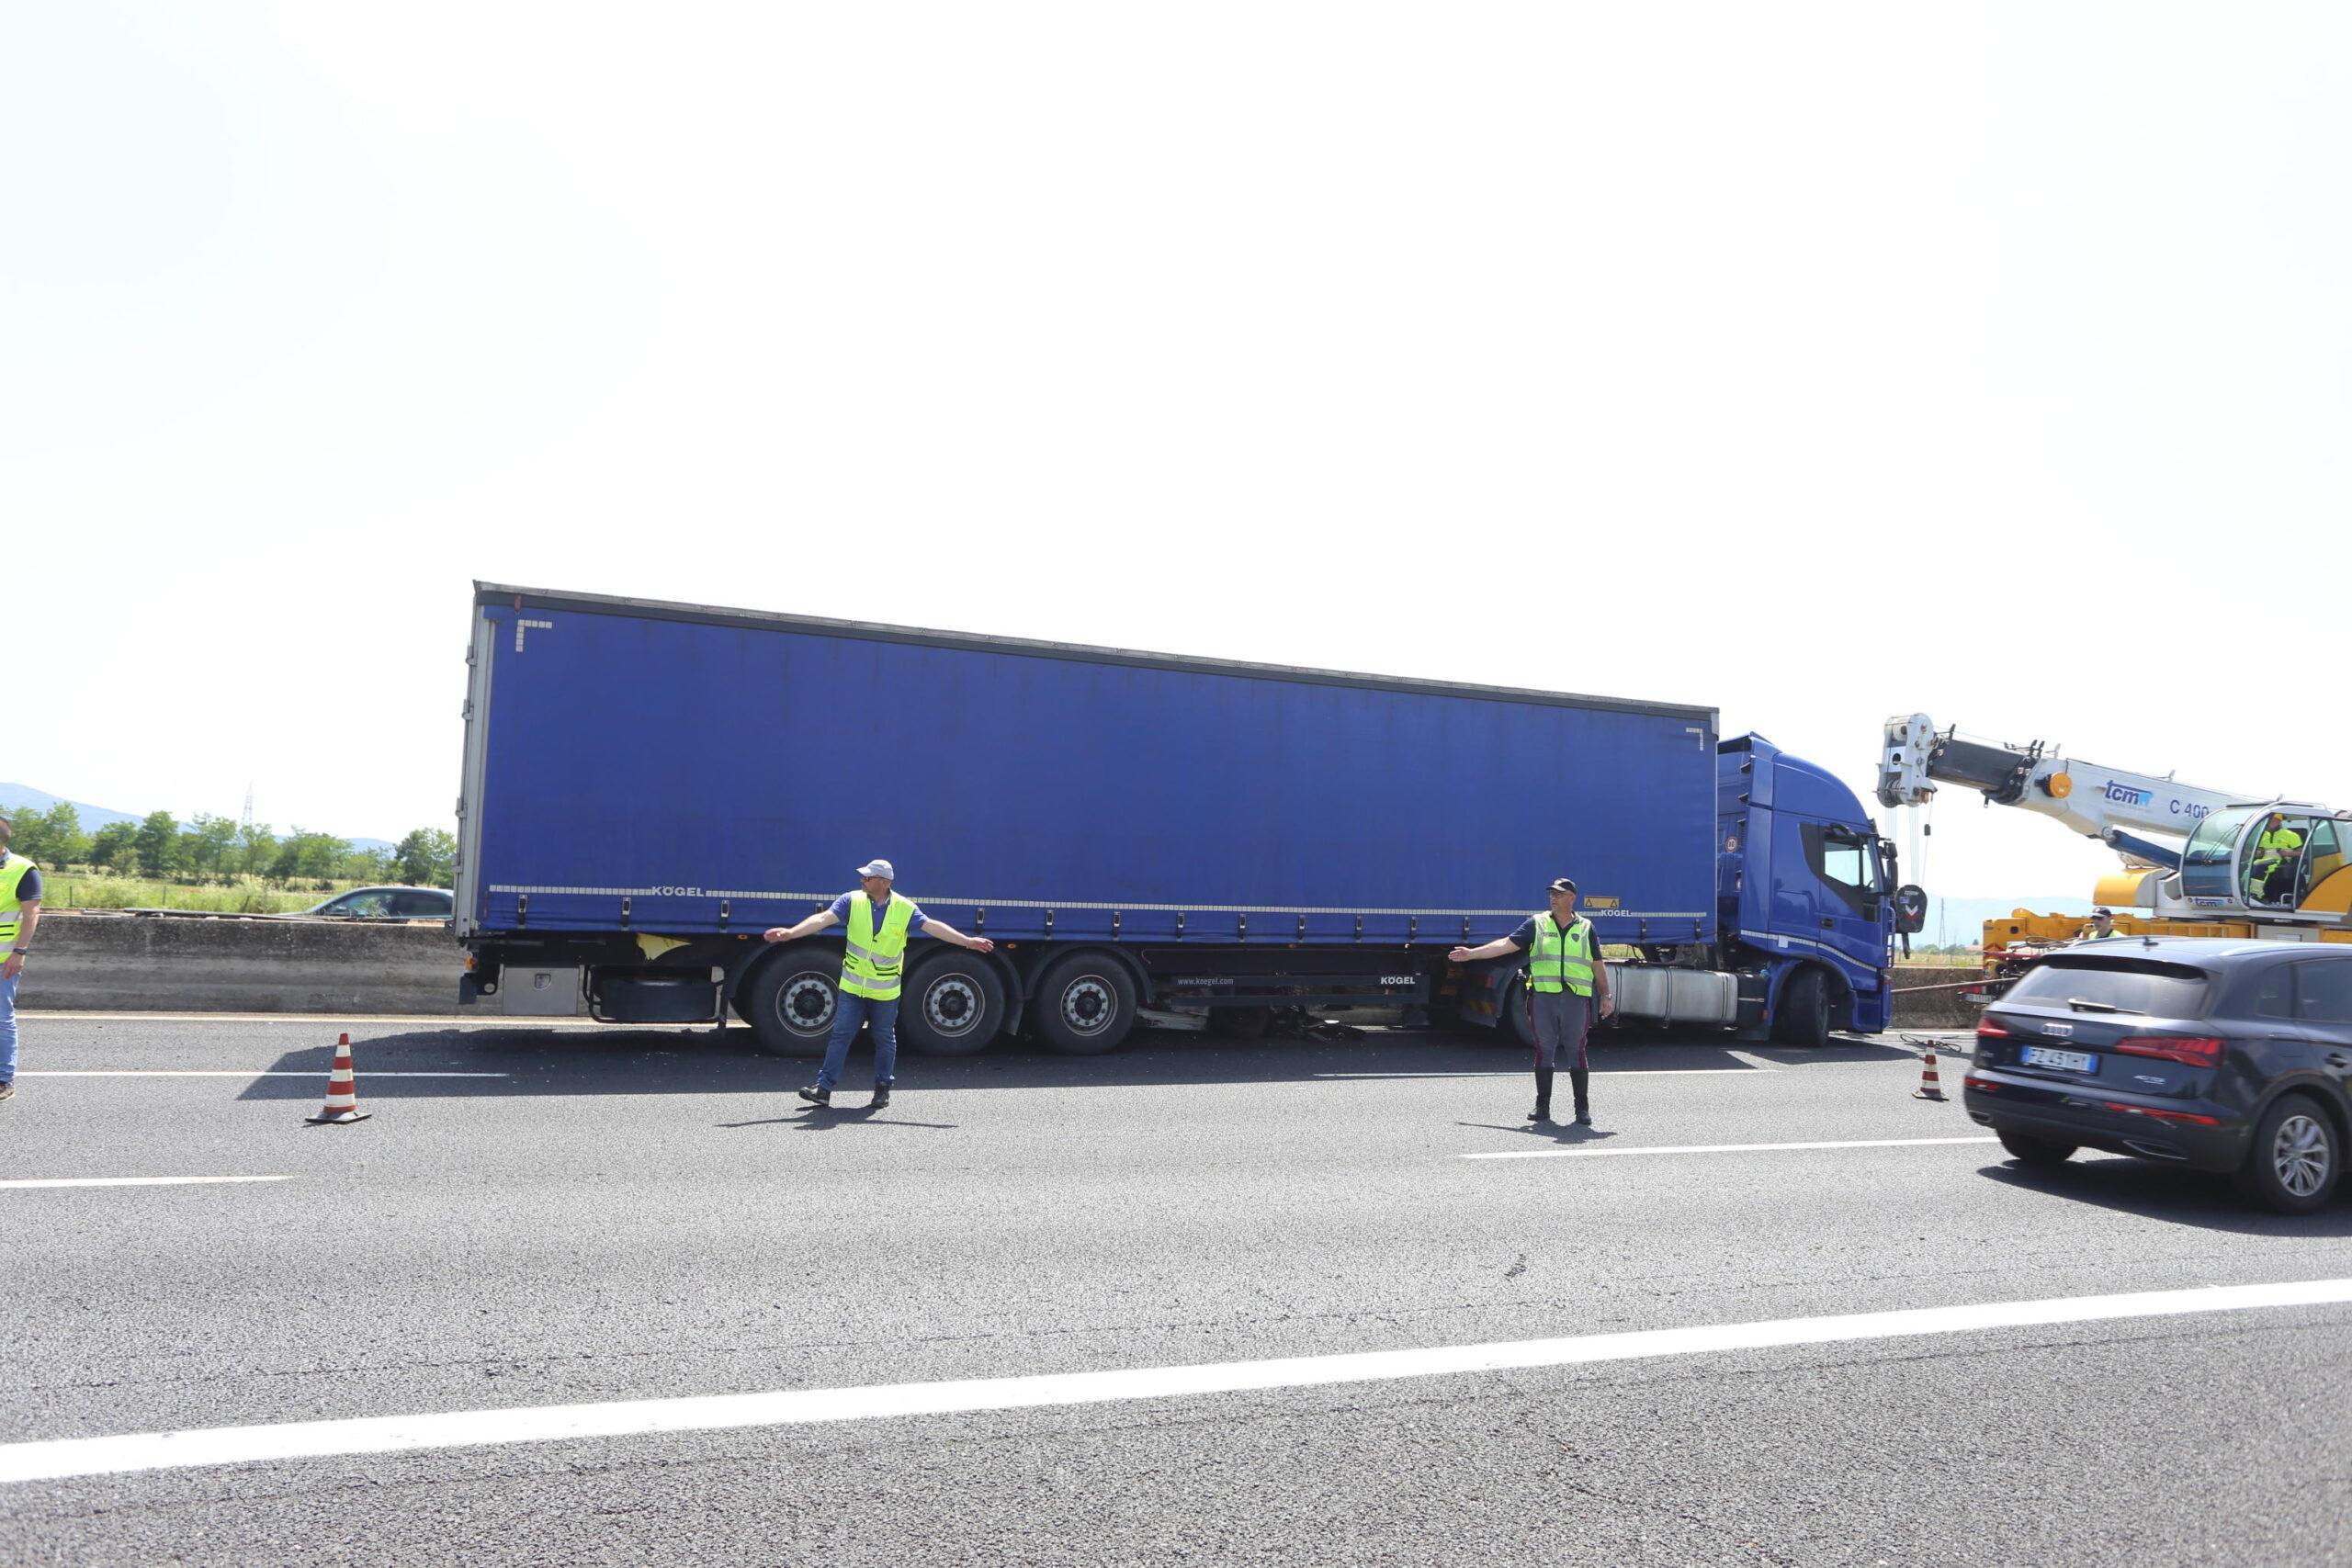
[454,585,1896,1054]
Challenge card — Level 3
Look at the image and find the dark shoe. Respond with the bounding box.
[1527,1105,1551,1122]
[797,1085,831,1107]
[869,1085,892,1111]
[1573,1111,1593,1126]
[0,1080,13,1104]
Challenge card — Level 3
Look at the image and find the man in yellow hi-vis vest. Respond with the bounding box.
[0,813,45,1105]
[762,858,994,1110]
[1451,876,1616,1125]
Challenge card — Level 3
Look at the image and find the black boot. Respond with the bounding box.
[1569,1066,1592,1125]
[797,1085,831,1107]
[1528,1067,1554,1122]
[869,1083,891,1111]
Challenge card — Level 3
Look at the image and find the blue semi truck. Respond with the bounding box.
[453,584,1904,1053]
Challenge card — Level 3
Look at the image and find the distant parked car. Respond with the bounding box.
[1966,939,2352,1213]
[293,886,453,920]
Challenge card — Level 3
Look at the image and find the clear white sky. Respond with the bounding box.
[5,3,2346,903]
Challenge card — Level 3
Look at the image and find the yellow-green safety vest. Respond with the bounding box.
[0,853,37,949]
[2250,827,2303,886]
[1529,913,1595,997]
[840,893,916,1001]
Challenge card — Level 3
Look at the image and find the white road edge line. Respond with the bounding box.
[1,1277,2345,1484]
[1464,1135,2001,1161]
[18,1072,511,1078]
[18,1012,608,1027]
[1312,1069,1764,1079]
[0,1176,292,1191]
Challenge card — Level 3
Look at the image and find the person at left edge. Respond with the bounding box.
[760,858,994,1111]
[0,813,46,1105]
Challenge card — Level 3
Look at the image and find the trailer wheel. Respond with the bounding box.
[1034,952,1138,1055]
[1501,976,1537,1051]
[900,950,1008,1056]
[741,948,840,1057]
[1773,967,1831,1048]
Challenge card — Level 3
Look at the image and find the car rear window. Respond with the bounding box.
[2003,958,2211,1017]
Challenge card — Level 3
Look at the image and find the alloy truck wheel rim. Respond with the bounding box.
[2273,1114,2331,1197]
[1059,976,1114,1034]
[924,976,980,1037]
[780,972,836,1035]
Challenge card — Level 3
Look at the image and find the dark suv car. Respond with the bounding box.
[1964,939,2352,1213]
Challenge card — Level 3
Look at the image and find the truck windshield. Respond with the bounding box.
[2004,958,2211,1019]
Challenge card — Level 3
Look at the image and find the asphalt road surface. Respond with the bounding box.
[5,1013,2350,1566]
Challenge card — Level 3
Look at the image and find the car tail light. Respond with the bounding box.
[1964,1074,1996,1091]
[2114,1035,2226,1069]
[2099,1101,2222,1126]
[1976,1021,2010,1040]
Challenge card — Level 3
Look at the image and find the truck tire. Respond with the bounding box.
[1034,951,1138,1055]
[900,949,1008,1056]
[1772,967,1831,1048]
[1501,976,1537,1051]
[740,947,841,1058]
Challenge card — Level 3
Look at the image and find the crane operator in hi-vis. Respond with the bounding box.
[1451,876,1615,1126]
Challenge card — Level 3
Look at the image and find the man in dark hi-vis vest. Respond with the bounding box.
[1451,876,1616,1124]
[762,858,994,1111]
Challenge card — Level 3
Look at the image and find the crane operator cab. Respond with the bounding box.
[2180,805,2352,912]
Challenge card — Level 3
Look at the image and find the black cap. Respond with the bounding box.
[1548,877,1577,895]
[2093,907,2113,917]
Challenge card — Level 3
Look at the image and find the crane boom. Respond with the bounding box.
[1878,714,2241,852]
[1877,714,2352,935]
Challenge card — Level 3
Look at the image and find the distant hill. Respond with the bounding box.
[0,784,393,852]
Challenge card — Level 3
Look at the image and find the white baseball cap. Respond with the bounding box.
[856,859,896,880]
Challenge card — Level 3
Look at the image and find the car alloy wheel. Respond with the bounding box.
[2271,1112,2332,1199]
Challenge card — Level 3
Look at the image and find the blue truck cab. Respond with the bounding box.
[1715,736,1898,1043]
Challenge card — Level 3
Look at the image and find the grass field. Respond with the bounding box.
[34,874,372,916]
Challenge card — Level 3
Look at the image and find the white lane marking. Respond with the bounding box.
[17,1070,507,1080]
[1313,1069,1764,1079]
[0,1176,291,1191]
[1,1277,2345,1483]
[1464,1135,2000,1161]
[19,1012,605,1027]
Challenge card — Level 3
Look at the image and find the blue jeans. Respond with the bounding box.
[815,991,899,1092]
[0,971,17,1082]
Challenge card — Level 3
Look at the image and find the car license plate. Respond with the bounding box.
[2021,1045,2097,1073]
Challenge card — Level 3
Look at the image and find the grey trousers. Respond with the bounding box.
[1531,989,1591,1071]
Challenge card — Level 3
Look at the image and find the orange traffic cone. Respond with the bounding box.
[306,1033,372,1124]
[1913,1046,1948,1102]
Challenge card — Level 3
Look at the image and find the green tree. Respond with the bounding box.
[338,846,396,882]
[89,821,140,873]
[40,802,91,867]
[393,828,457,886]
[181,813,240,880]
[275,830,347,883]
[134,810,183,879]
[237,820,275,879]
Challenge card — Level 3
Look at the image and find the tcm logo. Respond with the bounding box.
[2100,781,2152,807]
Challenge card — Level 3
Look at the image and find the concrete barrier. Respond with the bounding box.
[17,914,1984,1031]
[17,912,464,1016]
